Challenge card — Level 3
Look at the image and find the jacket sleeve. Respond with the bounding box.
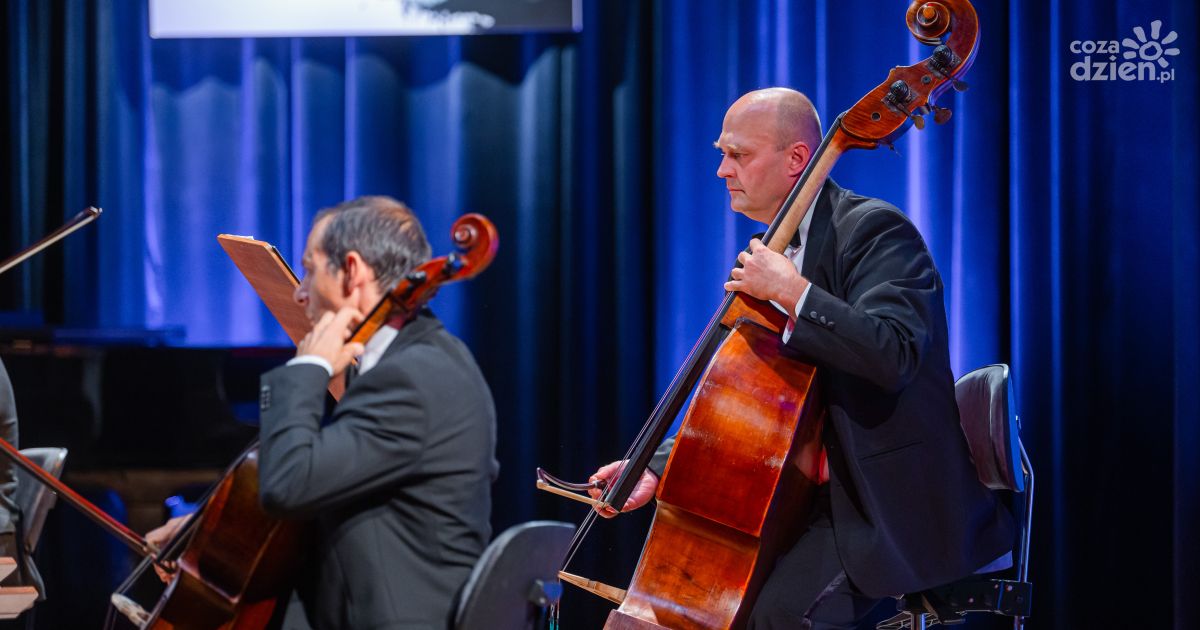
[784,207,943,393]
[648,436,674,478]
[256,362,427,518]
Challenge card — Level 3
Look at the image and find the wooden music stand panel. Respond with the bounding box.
[217,235,309,345]
[217,234,344,400]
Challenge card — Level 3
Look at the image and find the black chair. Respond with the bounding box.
[3,446,67,610]
[454,520,574,630]
[13,447,68,556]
[878,364,1034,630]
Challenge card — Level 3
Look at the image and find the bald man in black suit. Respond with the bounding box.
[590,89,1014,629]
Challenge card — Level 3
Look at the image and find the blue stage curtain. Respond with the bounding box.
[3,0,1197,627]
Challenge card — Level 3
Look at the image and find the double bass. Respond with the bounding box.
[536,2,980,627]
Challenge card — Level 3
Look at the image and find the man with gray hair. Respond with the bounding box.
[258,195,498,629]
[149,196,498,629]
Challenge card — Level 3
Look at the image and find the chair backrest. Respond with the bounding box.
[13,447,68,552]
[955,365,1024,492]
[454,520,574,630]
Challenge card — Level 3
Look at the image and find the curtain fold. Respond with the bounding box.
[2,0,1196,627]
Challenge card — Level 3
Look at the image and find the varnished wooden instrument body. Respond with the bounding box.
[608,295,826,629]
[146,451,307,629]
[135,236,328,629]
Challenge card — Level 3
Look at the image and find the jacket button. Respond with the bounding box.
[809,311,818,319]
[819,315,827,324]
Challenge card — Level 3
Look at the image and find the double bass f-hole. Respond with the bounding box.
[536,1,980,625]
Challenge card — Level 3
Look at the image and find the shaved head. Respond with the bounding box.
[735,87,823,152]
[715,88,823,224]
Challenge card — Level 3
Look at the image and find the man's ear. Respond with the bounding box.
[342,251,366,296]
[787,141,812,176]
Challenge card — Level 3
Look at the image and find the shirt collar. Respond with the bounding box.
[358,324,400,375]
[788,193,819,249]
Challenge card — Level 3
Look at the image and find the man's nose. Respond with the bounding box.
[716,156,734,179]
[293,282,309,306]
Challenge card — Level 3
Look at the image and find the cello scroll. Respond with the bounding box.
[350,213,498,343]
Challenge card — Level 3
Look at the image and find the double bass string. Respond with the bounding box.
[563,292,740,570]
[561,301,731,570]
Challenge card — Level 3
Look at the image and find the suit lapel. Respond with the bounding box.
[800,178,840,287]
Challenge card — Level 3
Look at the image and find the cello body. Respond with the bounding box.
[145,449,307,629]
[608,295,826,629]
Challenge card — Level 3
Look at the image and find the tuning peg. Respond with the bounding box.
[931,105,952,124]
[929,46,969,92]
[911,114,926,130]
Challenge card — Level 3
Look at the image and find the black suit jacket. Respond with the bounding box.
[653,180,1013,598]
[258,311,498,629]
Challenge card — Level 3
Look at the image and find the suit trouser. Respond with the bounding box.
[748,488,884,630]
